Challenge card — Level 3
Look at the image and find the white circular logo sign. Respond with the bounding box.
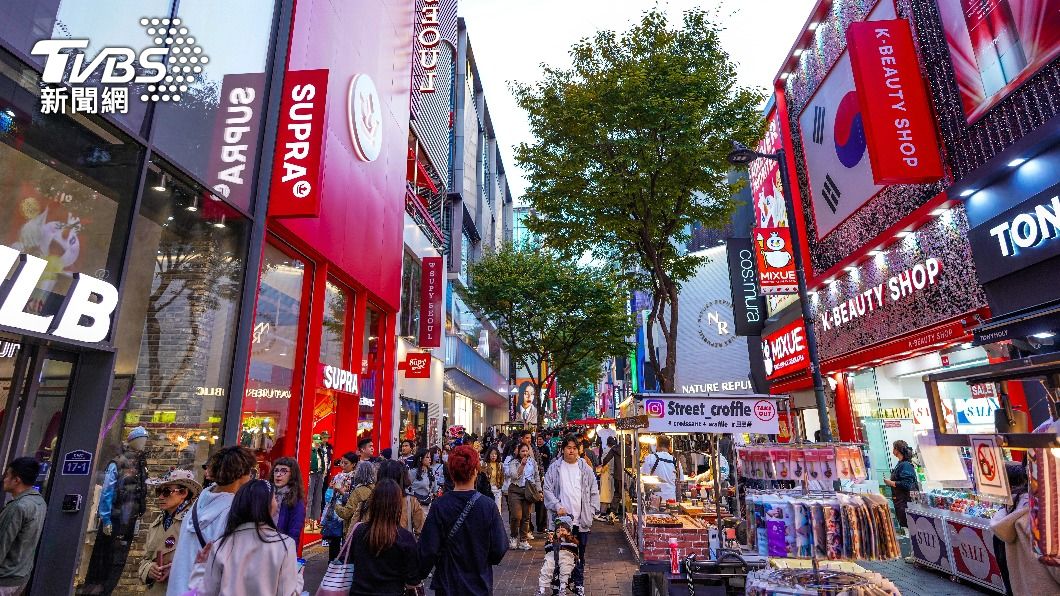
[348,74,383,162]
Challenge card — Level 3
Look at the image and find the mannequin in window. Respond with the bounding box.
[81,426,149,595]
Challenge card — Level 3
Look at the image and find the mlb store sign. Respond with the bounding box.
[643,396,780,434]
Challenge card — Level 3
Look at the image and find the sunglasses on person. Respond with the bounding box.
[155,486,186,497]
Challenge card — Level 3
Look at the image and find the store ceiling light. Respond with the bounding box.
[931,207,947,216]
[808,21,820,30]
[794,48,804,57]
[896,231,912,238]
[959,188,975,198]
[186,196,199,212]
[844,265,856,272]
[869,249,883,256]
[1008,158,1027,168]
[780,72,790,80]
[153,173,167,192]
[1032,332,1056,339]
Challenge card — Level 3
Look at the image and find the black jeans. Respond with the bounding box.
[571,526,590,589]
[534,500,548,533]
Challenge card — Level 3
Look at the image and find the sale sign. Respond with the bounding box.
[419,256,444,347]
[754,227,798,295]
[948,520,1005,591]
[846,19,944,184]
[268,69,329,217]
[763,319,810,380]
[908,511,953,571]
[971,435,1011,504]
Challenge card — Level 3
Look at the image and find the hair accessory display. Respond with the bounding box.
[745,567,900,595]
[737,444,868,483]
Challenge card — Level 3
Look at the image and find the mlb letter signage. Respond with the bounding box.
[269,69,329,218]
[847,19,943,185]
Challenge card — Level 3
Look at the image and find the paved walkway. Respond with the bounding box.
[859,560,994,596]
[302,519,638,595]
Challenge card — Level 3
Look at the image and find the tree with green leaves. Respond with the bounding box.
[463,244,631,427]
[557,356,604,422]
[514,8,764,393]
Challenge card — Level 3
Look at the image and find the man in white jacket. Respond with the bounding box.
[166,446,255,596]
[543,435,599,596]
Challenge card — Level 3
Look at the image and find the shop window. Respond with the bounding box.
[242,242,308,474]
[151,0,278,211]
[1,0,172,133]
[399,251,421,339]
[400,398,428,450]
[77,158,249,593]
[313,279,351,442]
[359,305,386,443]
[454,393,472,430]
[0,48,142,325]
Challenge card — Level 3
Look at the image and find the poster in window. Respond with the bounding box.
[937,0,1060,123]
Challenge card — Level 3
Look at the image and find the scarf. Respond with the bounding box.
[163,499,190,531]
[273,485,292,524]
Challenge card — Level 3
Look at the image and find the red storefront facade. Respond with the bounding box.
[239,0,413,512]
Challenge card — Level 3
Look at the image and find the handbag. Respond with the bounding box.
[525,478,544,503]
[315,522,360,596]
[321,491,345,538]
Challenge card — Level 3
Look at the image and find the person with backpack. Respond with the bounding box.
[417,445,508,595]
[191,480,302,595]
[639,435,680,502]
[335,461,376,530]
[346,479,420,596]
[166,446,255,596]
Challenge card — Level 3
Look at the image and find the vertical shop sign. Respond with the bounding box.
[208,73,266,210]
[754,228,798,295]
[419,256,443,347]
[727,238,766,335]
[416,0,441,92]
[847,19,943,184]
[268,69,329,218]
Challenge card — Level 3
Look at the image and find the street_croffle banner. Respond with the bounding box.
[268,69,329,218]
[846,18,944,185]
[808,208,987,361]
[643,395,780,434]
[783,0,947,277]
[419,256,443,347]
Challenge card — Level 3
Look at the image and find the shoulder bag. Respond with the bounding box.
[524,460,544,503]
[315,522,361,596]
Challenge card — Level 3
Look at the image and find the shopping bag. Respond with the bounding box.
[315,522,359,596]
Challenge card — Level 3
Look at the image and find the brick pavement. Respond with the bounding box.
[302,520,639,595]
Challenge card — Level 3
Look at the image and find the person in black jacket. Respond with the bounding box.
[883,440,919,529]
[347,479,420,596]
[418,445,508,595]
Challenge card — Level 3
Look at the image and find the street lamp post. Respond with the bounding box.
[727,141,833,442]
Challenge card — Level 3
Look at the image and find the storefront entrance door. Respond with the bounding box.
[0,333,77,498]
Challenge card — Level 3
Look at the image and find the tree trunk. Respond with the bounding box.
[645,271,680,393]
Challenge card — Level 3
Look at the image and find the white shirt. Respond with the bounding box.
[558,460,582,521]
[641,451,680,501]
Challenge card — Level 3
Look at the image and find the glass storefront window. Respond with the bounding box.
[359,305,386,443]
[399,251,421,339]
[151,0,277,210]
[454,393,472,430]
[242,242,308,476]
[2,0,173,134]
[77,158,249,594]
[313,280,351,439]
[0,48,142,325]
[399,398,428,450]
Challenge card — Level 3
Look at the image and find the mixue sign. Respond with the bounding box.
[820,258,942,332]
[763,319,810,380]
[846,19,944,184]
[31,17,207,115]
[644,396,779,434]
[0,244,119,344]
[754,228,798,295]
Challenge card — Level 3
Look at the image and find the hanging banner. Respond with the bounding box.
[643,396,780,434]
[750,108,789,228]
[268,69,329,218]
[727,238,766,336]
[971,434,1011,504]
[209,72,266,211]
[763,319,810,380]
[419,256,443,347]
[846,19,944,184]
[754,228,798,295]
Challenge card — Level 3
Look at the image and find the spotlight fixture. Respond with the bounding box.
[213,215,227,229]
[153,173,167,192]
[1032,332,1056,339]
[869,249,883,256]
[1008,158,1027,168]
[186,196,199,212]
[808,21,820,31]
[959,189,975,198]
[794,49,804,57]
[931,208,947,216]
[896,231,912,238]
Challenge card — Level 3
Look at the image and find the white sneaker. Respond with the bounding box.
[518,540,532,550]
[509,537,519,549]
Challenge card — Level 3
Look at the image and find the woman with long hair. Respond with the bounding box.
[483,447,504,514]
[336,460,376,531]
[409,449,436,510]
[269,457,306,548]
[194,479,302,595]
[347,479,420,596]
[504,442,537,550]
[377,459,425,536]
[883,440,919,530]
